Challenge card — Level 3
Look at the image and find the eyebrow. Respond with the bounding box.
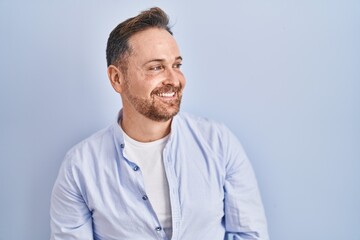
[143,56,183,66]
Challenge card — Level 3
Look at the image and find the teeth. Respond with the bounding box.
[157,92,175,97]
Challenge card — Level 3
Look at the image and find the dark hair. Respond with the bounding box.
[106,7,173,68]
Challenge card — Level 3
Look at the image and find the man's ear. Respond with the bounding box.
[108,65,125,93]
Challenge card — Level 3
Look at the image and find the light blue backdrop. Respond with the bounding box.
[0,0,359,239]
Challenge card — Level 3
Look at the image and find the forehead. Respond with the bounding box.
[128,28,181,61]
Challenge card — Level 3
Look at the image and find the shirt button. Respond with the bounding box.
[133,166,139,171]
[120,143,125,148]
[155,226,162,231]
[142,195,148,200]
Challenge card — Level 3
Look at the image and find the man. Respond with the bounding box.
[50,7,269,240]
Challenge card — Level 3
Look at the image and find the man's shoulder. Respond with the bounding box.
[175,112,230,137]
[65,123,116,162]
[174,112,245,158]
[176,112,220,126]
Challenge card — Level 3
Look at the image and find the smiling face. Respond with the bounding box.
[119,28,186,122]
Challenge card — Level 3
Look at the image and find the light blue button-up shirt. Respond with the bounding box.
[50,112,269,240]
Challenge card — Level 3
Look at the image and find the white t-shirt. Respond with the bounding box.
[121,129,172,238]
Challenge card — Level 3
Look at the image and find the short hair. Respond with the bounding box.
[106,7,173,68]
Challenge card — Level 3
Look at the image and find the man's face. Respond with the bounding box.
[121,28,186,122]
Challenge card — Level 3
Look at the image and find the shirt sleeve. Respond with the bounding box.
[50,153,94,240]
[222,125,269,240]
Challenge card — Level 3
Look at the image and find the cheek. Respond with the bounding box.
[133,84,154,96]
[127,73,155,96]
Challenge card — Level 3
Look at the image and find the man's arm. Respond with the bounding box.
[50,154,93,240]
[222,126,269,240]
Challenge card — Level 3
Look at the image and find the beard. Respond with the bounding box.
[123,83,183,122]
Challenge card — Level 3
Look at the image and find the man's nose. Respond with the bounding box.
[162,67,180,86]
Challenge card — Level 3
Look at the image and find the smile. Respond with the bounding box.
[156,92,176,98]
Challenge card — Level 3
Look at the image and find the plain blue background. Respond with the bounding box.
[0,0,359,239]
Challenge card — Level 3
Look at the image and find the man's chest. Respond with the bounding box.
[85,148,226,239]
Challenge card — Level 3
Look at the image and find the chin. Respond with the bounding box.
[146,107,180,122]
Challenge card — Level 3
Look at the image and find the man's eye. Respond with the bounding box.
[150,65,163,71]
[173,63,182,69]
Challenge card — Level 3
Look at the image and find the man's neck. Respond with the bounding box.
[120,110,172,143]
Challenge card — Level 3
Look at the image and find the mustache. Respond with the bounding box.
[151,84,183,95]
